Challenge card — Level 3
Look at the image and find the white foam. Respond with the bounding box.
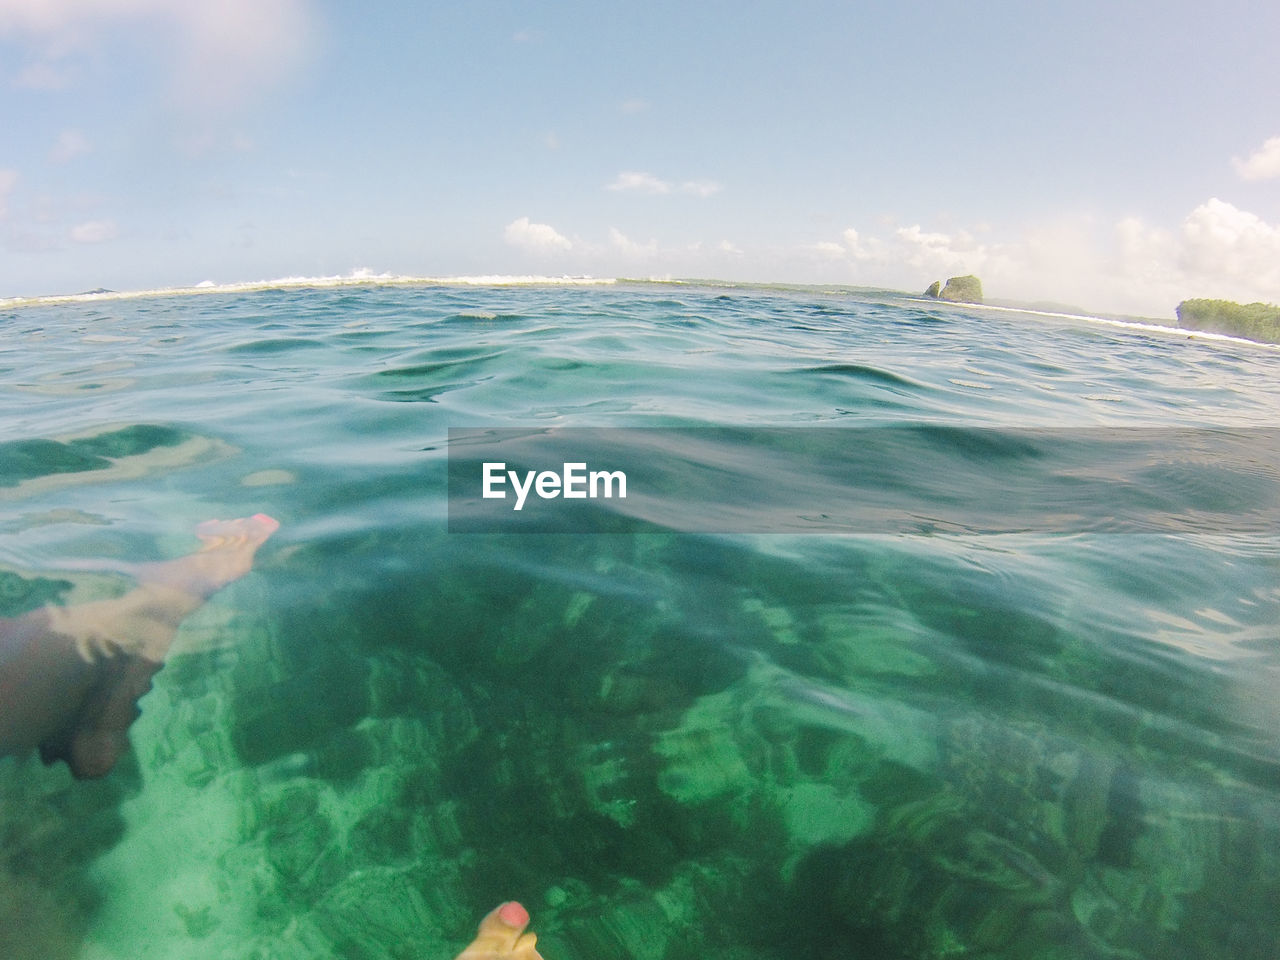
[0,271,618,309]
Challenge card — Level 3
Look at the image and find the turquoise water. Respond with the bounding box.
[2,281,1279,959]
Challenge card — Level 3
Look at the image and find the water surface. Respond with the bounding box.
[2,281,1278,959]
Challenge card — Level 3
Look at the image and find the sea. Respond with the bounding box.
[1,277,1278,960]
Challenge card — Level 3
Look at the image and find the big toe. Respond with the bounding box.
[459,902,543,959]
[497,902,529,928]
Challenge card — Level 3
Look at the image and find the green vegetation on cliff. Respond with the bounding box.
[939,275,983,304]
[1175,299,1280,343]
[923,275,983,304]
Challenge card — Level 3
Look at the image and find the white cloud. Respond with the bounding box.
[15,60,72,88]
[811,198,1280,317]
[1112,216,1176,291]
[503,216,572,253]
[1178,198,1280,294]
[812,240,847,260]
[49,128,89,163]
[167,1,317,106]
[0,169,17,218]
[1089,200,1280,312]
[0,0,140,32]
[69,218,116,243]
[893,224,989,276]
[607,171,722,197]
[842,227,883,261]
[814,223,983,277]
[496,221,743,278]
[814,219,1100,308]
[608,171,671,195]
[608,226,657,258]
[679,179,723,198]
[1233,136,1280,181]
[0,0,317,106]
[812,228,885,263]
[175,128,255,156]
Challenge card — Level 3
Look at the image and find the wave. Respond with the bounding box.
[6,271,1276,352]
[0,270,618,309]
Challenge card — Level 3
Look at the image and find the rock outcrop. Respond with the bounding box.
[937,275,983,304]
[923,281,941,298]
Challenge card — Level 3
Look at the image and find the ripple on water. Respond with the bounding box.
[1,282,1279,960]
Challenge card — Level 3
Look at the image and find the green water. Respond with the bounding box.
[1,282,1279,959]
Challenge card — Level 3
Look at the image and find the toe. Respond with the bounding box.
[498,902,529,928]
[458,902,544,959]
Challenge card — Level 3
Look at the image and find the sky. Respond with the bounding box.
[1,0,1279,317]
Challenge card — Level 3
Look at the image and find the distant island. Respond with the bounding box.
[918,279,1279,345]
[1175,299,1280,343]
[923,275,983,304]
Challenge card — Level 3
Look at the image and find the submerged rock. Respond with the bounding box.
[654,689,754,804]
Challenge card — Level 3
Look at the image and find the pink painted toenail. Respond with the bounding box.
[498,902,529,928]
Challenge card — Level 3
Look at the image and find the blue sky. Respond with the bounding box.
[2,0,1279,315]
